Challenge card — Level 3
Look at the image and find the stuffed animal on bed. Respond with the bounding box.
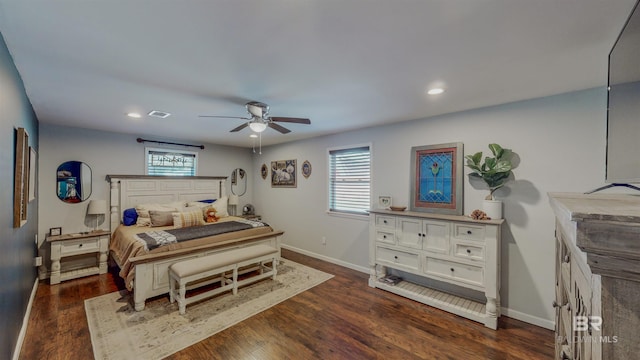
[205,207,219,223]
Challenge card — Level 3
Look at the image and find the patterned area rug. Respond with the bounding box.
[85,259,333,360]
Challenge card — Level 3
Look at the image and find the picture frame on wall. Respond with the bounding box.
[13,127,29,228]
[301,160,312,178]
[410,142,463,215]
[260,164,268,180]
[271,159,297,188]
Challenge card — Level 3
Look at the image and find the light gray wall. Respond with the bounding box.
[252,88,610,329]
[0,32,39,359]
[37,124,254,269]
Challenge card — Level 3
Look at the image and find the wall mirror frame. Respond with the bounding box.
[56,161,92,203]
[230,168,247,196]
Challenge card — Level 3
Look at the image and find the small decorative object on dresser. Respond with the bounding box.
[49,227,62,236]
[369,208,503,329]
[465,143,515,220]
[378,196,391,209]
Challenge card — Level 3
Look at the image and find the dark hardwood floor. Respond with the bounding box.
[20,249,554,359]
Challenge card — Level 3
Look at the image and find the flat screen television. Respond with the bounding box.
[605,0,640,186]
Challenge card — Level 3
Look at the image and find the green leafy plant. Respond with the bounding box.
[465,143,514,200]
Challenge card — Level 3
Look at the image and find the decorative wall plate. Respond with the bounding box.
[260,164,268,180]
[302,160,312,178]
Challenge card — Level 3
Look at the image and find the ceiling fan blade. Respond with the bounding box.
[270,117,311,124]
[199,115,251,120]
[268,122,291,134]
[230,123,249,132]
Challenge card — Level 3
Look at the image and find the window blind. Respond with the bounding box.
[146,149,197,176]
[329,146,371,215]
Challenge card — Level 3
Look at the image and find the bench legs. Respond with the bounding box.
[168,256,278,315]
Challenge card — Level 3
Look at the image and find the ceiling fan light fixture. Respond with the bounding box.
[249,122,267,133]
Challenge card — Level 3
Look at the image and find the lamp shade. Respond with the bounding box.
[228,194,239,205]
[87,199,107,215]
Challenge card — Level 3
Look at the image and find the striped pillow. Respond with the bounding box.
[172,210,204,228]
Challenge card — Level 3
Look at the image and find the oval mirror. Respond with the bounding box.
[56,161,92,203]
[230,168,247,196]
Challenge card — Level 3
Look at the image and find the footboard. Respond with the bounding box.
[129,230,283,311]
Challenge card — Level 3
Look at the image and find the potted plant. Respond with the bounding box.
[464,143,514,219]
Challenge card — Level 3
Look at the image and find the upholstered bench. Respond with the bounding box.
[168,244,278,314]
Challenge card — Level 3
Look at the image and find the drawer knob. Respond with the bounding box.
[383,220,388,224]
[394,256,398,259]
[450,268,455,272]
[418,233,422,237]
[466,249,471,254]
[79,244,83,248]
[563,255,570,263]
[383,235,387,239]
[466,230,472,235]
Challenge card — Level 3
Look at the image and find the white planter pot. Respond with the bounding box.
[483,199,503,220]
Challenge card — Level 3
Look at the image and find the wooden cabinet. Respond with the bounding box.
[46,230,110,284]
[549,193,640,360]
[368,209,503,329]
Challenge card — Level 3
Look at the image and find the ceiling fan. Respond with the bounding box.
[199,101,311,134]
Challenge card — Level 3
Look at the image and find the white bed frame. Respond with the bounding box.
[106,175,283,311]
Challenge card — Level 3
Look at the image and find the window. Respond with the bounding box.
[328,145,371,215]
[145,148,198,176]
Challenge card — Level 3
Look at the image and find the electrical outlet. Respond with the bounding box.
[321,236,326,245]
[33,257,42,267]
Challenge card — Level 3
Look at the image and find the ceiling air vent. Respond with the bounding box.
[148,110,171,118]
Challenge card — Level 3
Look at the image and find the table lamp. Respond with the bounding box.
[87,199,107,232]
[228,194,239,216]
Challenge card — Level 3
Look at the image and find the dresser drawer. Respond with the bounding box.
[453,224,485,242]
[424,257,484,287]
[375,230,396,244]
[377,247,420,271]
[375,215,396,229]
[59,237,100,255]
[453,242,485,261]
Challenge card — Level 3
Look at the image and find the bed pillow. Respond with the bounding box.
[172,209,205,228]
[207,196,229,218]
[135,201,186,226]
[186,201,211,209]
[149,210,174,227]
[123,208,138,226]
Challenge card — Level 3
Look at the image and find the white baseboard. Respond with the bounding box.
[500,306,555,330]
[13,278,38,360]
[282,244,556,331]
[281,244,369,274]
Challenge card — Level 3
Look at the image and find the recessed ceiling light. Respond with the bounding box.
[148,110,171,118]
[249,134,258,138]
[127,112,142,118]
[427,88,445,95]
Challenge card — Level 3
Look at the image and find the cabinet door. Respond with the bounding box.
[396,218,423,249]
[423,220,450,254]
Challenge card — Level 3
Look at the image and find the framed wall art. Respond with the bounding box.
[271,159,296,188]
[301,160,312,178]
[13,127,29,227]
[261,164,268,180]
[410,142,463,215]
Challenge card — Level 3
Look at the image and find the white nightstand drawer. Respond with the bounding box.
[424,257,484,287]
[375,230,396,244]
[59,237,100,255]
[376,247,419,271]
[375,215,395,228]
[453,224,485,242]
[453,243,485,261]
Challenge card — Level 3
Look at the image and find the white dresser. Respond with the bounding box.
[368,209,503,329]
[549,193,640,360]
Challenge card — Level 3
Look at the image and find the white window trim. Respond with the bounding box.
[326,142,372,219]
[144,147,199,176]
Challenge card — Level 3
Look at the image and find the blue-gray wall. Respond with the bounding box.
[0,31,39,359]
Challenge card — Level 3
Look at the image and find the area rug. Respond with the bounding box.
[85,259,333,360]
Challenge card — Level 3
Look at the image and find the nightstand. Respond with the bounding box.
[239,214,262,221]
[46,230,110,284]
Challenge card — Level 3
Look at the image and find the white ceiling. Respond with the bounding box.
[0,0,637,147]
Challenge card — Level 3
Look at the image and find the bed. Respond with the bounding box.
[106,175,283,311]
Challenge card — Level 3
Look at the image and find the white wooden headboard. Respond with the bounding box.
[106,175,227,233]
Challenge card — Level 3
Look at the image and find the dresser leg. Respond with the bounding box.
[485,297,498,329]
[50,259,61,284]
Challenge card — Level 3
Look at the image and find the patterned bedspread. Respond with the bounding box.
[133,219,267,251]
